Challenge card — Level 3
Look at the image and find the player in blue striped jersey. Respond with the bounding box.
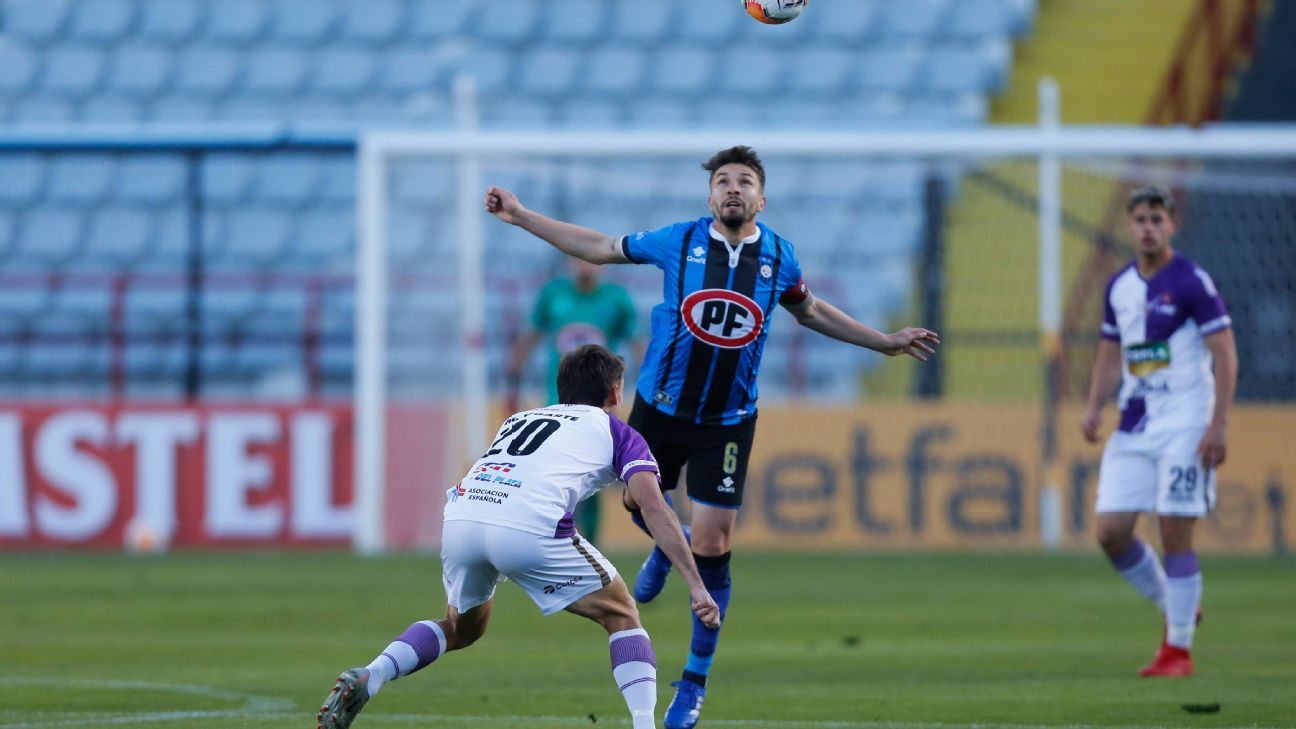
[487,146,939,728]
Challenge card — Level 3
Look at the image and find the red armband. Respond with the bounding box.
[779,278,810,305]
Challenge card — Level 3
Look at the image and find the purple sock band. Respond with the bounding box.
[397,621,443,670]
[1109,539,1148,571]
[1164,551,1200,578]
[610,634,656,669]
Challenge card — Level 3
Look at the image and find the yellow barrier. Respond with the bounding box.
[597,404,1294,553]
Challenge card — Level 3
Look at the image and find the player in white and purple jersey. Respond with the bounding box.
[1080,186,1238,678]
[318,345,719,729]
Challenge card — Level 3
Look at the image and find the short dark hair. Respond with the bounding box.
[1126,185,1176,215]
[702,145,766,188]
[556,344,625,407]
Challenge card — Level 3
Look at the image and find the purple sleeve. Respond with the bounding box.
[1186,266,1232,335]
[608,416,660,483]
[1101,276,1120,341]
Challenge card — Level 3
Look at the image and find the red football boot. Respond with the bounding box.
[1139,643,1193,677]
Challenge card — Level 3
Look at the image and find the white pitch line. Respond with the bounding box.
[0,681,1282,729]
[1,711,1285,729]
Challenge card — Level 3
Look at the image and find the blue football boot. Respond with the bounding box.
[632,525,689,603]
[664,679,706,729]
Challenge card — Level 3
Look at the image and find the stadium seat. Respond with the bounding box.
[67,0,135,42]
[338,0,404,45]
[311,48,377,97]
[216,96,287,121]
[3,0,73,44]
[218,206,295,264]
[378,48,442,95]
[789,48,854,97]
[923,46,993,93]
[137,0,204,43]
[0,155,48,204]
[518,47,582,98]
[84,207,155,265]
[270,0,338,45]
[554,95,624,128]
[879,0,952,38]
[241,48,309,95]
[316,156,356,205]
[582,46,646,97]
[18,206,84,265]
[453,47,513,97]
[907,91,989,126]
[719,45,786,97]
[81,96,144,122]
[407,1,478,42]
[124,285,187,321]
[174,46,242,96]
[945,0,1032,39]
[116,155,186,204]
[856,44,926,92]
[41,46,107,96]
[203,0,270,42]
[106,45,173,97]
[293,207,353,265]
[47,156,116,204]
[137,209,189,269]
[802,0,879,44]
[12,98,76,123]
[649,47,713,97]
[538,0,607,44]
[0,41,39,95]
[477,0,539,43]
[676,1,742,43]
[256,157,323,207]
[202,155,256,204]
[610,1,677,44]
[51,284,115,319]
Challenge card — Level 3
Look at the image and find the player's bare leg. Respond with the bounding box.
[1141,516,1200,677]
[317,602,491,728]
[1096,512,1167,612]
[666,503,737,729]
[566,576,659,729]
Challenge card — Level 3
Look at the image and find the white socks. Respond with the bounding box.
[1164,552,1203,649]
[609,628,657,729]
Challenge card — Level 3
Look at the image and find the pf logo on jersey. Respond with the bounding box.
[680,289,764,348]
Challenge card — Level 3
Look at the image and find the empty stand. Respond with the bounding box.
[0,0,1036,397]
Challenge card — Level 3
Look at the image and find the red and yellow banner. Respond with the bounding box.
[2,402,1291,553]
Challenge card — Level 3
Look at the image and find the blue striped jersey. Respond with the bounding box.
[621,217,808,426]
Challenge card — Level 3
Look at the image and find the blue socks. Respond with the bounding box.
[682,551,731,687]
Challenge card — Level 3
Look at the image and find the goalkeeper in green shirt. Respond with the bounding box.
[506,256,641,539]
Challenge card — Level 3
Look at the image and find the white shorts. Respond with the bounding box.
[440,519,619,616]
[1095,425,1217,516]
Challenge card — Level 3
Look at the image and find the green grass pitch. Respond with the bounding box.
[3,550,1293,728]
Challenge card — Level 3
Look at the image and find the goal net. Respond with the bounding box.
[356,127,1296,554]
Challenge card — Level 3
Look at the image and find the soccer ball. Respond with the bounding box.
[124,517,169,555]
[744,0,806,24]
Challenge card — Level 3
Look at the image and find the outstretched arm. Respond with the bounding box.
[1080,339,1123,443]
[783,292,940,361]
[484,185,628,264]
[625,472,721,628]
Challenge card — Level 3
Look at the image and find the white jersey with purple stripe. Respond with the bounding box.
[444,404,659,538]
[1102,254,1231,434]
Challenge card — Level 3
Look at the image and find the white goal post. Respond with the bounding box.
[355,100,1296,554]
